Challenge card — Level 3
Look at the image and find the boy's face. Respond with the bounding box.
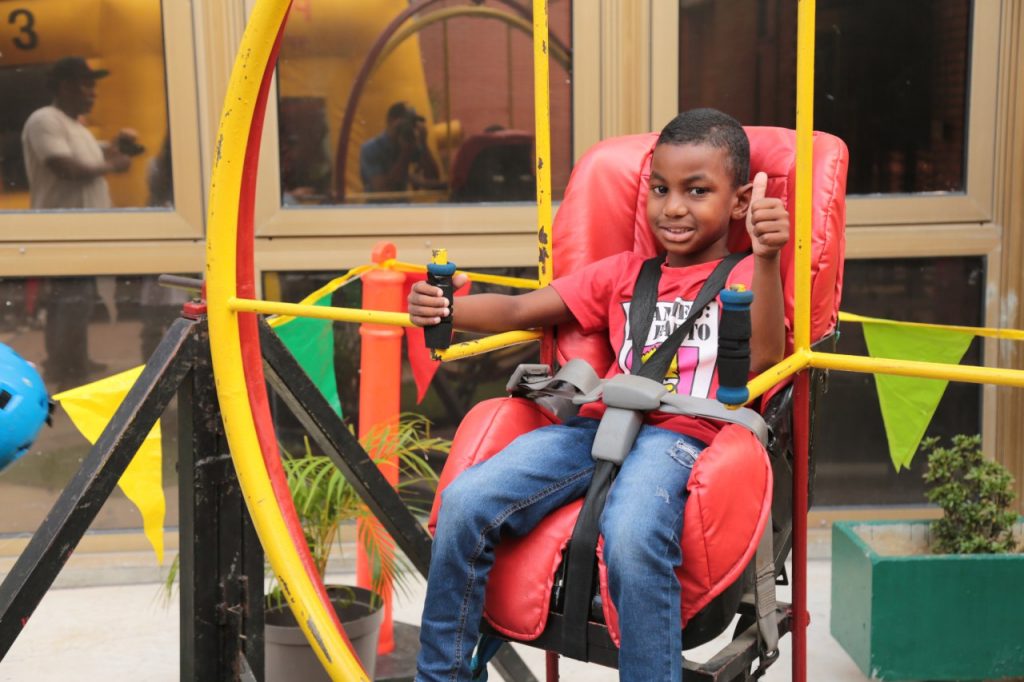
[647,142,751,267]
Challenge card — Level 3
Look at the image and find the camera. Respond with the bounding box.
[396,112,425,144]
[117,136,146,157]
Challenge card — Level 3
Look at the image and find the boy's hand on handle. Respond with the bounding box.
[408,273,470,326]
[746,171,790,259]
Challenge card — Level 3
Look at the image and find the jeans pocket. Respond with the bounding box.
[667,438,700,469]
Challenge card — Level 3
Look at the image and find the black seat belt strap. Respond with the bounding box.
[561,250,748,661]
[630,251,749,382]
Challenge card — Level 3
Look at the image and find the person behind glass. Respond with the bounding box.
[20,56,140,389]
[407,109,790,682]
[21,56,141,210]
[359,101,443,194]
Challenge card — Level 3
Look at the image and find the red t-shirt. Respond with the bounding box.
[550,251,755,445]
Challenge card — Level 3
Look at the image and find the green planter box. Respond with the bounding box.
[831,520,1024,681]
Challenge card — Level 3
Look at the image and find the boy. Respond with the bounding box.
[409,108,789,682]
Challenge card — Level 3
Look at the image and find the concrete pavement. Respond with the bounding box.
[1,556,869,681]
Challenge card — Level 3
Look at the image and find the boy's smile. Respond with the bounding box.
[647,142,750,268]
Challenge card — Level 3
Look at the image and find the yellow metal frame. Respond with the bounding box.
[740,0,1024,400]
[205,0,369,679]
[205,0,1023,680]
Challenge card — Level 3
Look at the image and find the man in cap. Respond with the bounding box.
[21,56,139,210]
[20,56,140,388]
[359,101,442,195]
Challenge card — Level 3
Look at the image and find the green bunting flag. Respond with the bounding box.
[272,292,343,417]
[862,322,973,471]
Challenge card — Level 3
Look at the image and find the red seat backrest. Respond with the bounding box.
[551,128,848,373]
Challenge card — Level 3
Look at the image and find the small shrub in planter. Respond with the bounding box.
[831,435,1023,680]
[921,434,1019,554]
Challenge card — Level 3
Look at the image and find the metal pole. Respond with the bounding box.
[0,317,195,660]
[178,318,264,681]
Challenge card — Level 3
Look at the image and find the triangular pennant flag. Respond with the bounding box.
[54,366,165,564]
[401,272,471,402]
[273,291,343,417]
[862,322,974,471]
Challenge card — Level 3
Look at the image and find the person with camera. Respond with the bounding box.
[21,56,141,210]
[21,56,143,389]
[359,101,443,194]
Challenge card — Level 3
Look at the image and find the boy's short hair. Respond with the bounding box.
[657,108,750,187]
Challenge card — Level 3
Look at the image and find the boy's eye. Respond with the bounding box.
[651,185,668,196]
[688,187,709,197]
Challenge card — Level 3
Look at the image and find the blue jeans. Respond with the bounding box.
[416,417,704,682]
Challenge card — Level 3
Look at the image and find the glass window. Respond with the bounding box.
[0,0,173,211]
[678,0,970,195]
[0,274,192,535]
[812,257,984,506]
[275,0,572,207]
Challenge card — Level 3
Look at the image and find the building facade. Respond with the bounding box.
[0,0,1022,540]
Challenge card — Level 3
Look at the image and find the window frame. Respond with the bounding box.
[249,1,579,242]
[0,0,205,243]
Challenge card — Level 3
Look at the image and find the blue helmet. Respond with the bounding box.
[0,343,51,472]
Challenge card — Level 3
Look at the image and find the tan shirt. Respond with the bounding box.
[21,105,111,210]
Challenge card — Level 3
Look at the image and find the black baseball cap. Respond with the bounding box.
[49,57,109,87]
[386,101,425,123]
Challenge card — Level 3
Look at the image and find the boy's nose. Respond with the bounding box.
[664,194,688,217]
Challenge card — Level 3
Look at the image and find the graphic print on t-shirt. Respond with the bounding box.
[618,297,719,397]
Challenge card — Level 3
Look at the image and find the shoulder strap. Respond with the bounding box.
[630,251,748,382]
[627,256,664,372]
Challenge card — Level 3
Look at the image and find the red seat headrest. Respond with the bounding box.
[551,128,848,372]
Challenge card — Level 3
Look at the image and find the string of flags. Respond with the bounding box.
[47,279,1016,563]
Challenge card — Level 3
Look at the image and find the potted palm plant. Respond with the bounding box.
[831,435,1024,680]
[264,413,445,681]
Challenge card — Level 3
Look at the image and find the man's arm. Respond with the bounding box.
[361,137,414,192]
[409,121,445,190]
[46,149,129,181]
[745,172,789,373]
[27,113,131,181]
[409,274,572,333]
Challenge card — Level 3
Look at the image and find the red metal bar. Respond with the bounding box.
[545,650,559,681]
[230,1,355,652]
[791,371,810,682]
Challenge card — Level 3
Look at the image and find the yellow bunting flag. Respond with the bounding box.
[54,366,164,564]
[861,323,974,471]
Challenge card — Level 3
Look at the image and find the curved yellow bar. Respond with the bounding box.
[204,1,368,679]
[389,260,543,289]
[269,264,376,328]
[433,329,543,362]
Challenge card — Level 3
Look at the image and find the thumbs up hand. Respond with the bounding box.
[745,171,789,259]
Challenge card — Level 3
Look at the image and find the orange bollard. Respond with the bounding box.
[358,241,405,655]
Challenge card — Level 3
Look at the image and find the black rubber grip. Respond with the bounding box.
[423,270,454,350]
[717,291,752,397]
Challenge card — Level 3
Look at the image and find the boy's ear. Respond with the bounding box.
[732,181,754,220]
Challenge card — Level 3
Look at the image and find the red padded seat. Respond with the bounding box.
[429,128,848,646]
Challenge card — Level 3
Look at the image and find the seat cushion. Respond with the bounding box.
[433,402,773,645]
[598,423,772,645]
